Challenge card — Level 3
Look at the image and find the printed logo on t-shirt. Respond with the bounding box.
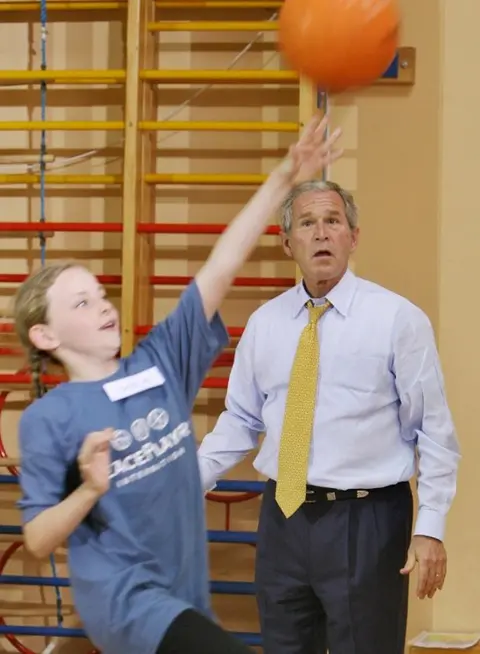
[110,408,170,451]
[110,429,132,451]
[108,407,189,489]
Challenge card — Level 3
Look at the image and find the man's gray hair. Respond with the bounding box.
[279,180,358,233]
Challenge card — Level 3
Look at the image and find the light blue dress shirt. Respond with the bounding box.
[197,269,460,542]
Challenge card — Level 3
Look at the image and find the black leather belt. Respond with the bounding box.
[267,479,408,504]
[303,482,408,503]
[305,486,370,503]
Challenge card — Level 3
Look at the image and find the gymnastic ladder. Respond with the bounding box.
[0,0,416,649]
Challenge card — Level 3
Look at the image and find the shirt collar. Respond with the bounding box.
[291,268,357,319]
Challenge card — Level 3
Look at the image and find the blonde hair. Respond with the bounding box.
[13,262,78,399]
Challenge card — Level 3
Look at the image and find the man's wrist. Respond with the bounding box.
[413,507,446,542]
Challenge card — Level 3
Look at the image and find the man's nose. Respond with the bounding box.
[314,221,327,240]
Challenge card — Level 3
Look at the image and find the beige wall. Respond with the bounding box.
[0,0,479,651]
[435,0,480,632]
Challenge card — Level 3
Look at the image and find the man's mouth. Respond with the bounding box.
[313,249,333,258]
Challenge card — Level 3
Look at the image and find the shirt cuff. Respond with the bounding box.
[413,507,446,542]
[197,455,219,493]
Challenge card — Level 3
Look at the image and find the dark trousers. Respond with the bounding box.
[156,609,253,654]
[255,479,413,654]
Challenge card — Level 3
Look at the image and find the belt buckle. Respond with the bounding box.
[327,490,369,501]
[357,490,369,499]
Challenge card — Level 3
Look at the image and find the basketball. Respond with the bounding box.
[278,0,401,93]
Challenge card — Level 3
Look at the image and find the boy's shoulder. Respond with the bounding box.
[20,384,72,428]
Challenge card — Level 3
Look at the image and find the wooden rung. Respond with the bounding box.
[0,535,69,557]
[0,491,20,501]
[0,154,56,164]
[1,231,54,238]
[0,534,23,542]
[3,602,75,618]
[0,456,20,467]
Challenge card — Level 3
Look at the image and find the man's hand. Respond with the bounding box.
[400,535,447,599]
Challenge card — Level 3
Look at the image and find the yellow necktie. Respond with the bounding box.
[275,300,332,518]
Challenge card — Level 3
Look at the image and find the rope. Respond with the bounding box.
[38,0,64,644]
[39,0,47,265]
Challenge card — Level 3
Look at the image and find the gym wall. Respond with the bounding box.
[0,0,478,652]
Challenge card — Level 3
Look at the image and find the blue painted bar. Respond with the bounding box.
[0,524,257,543]
[0,574,256,595]
[212,580,255,595]
[208,529,257,544]
[0,624,262,646]
[0,574,69,586]
[0,524,21,534]
[215,479,265,493]
[0,475,267,494]
[0,625,86,638]
[0,474,16,484]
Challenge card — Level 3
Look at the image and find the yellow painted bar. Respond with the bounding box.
[145,173,267,185]
[54,77,122,84]
[155,1,281,6]
[1,0,281,7]
[140,70,298,83]
[148,20,279,31]
[0,174,122,184]
[0,70,125,84]
[140,120,299,131]
[0,69,293,85]
[0,120,298,132]
[0,1,125,10]
[0,121,124,130]
[0,49,415,87]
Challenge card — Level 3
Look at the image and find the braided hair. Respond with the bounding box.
[13,262,74,400]
[29,346,47,401]
[13,262,105,532]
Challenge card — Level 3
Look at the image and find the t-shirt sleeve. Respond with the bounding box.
[138,280,230,408]
[17,404,68,525]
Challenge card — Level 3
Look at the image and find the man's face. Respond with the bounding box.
[281,189,359,293]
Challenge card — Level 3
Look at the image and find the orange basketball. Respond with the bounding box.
[278,0,401,93]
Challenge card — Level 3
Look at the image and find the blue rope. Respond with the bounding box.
[38,0,64,631]
[39,0,47,265]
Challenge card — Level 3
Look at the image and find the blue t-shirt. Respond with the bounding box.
[17,281,229,654]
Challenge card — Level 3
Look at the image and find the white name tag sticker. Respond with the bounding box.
[103,366,165,402]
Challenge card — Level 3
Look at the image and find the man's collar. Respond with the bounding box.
[291,268,357,319]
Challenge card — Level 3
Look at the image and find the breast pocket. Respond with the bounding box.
[327,352,392,394]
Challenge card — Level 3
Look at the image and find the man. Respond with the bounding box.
[197,179,460,654]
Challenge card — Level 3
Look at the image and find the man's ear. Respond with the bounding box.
[350,226,360,254]
[281,231,293,259]
[28,324,60,354]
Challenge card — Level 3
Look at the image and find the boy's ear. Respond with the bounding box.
[28,324,60,353]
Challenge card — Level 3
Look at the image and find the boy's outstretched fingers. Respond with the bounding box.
[323,126,343,151]
[298,111,326,144]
